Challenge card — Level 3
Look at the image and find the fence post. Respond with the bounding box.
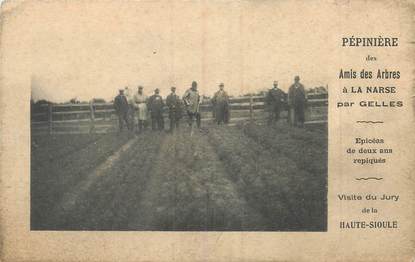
[249,93,253,122]
[48,103,53,135]
[89,101,95,133]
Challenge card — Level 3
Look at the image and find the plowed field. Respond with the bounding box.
[31,122,327,231]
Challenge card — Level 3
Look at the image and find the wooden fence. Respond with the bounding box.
[31,93,328,134]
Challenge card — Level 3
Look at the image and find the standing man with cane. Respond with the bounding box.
[183,81,201,135]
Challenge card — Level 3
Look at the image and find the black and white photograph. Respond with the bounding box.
[29,1,328,232]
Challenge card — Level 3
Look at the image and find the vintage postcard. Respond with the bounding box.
[0,0,414,261]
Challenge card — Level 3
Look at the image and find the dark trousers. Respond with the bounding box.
[128,106,135,129]
[137,120,146,133]
[117,111,131,131]
[151,112,164,131]
[169,117,180,131]
[188,111,201,128]
[267,105,281,125]
[294,104,305,127]
[224,107,230,124]
[169,111,180,132]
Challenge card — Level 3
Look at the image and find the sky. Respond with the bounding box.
[27,1,337,102]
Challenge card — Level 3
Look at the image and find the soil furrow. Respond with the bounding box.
[206,125,326,231]
[133,129,265,230]
[49,132,164,230]
[31,133,133,229]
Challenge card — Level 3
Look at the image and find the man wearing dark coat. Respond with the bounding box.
[266,81,286,125]
[212,83,230,125]
[288,76,307,127]
[148,88,165,131]
[166,86,182,132]
[113,89,131,131]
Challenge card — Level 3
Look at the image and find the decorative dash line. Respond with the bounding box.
[356,121,384,124]
[356,177,383,181]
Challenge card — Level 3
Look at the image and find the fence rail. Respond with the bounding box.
[31,94,328,134]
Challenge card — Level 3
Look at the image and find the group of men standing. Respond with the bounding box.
[114,86,181,133]
[114,81,226,133]
[113,86,153,132]
[265,76,307,127]
[114,76,307,133]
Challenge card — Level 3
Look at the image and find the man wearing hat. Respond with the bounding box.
[265,81,286,125]
[113,89,131,132]
[147,88,165,131]
[212,83,230,125]
[133,86,148,133]
[182,81,201,128]
[124,86,135,130]
[166,86,182,132]
[288,76,307,127]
